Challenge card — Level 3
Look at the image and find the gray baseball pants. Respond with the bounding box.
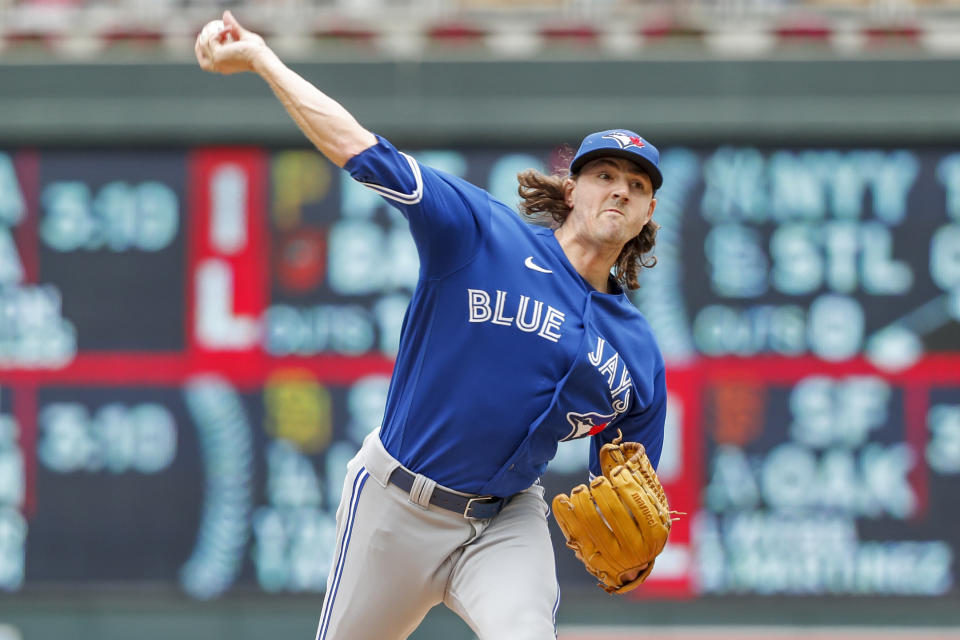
[314,430,560,640]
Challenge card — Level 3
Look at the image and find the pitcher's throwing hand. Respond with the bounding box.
[195,11,266,75]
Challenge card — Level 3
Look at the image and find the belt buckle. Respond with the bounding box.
[463,495,497,519]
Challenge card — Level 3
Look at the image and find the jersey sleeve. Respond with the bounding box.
[343,134,490,278]
[588,365,667,477]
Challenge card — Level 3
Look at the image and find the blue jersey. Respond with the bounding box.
[345,136,667,497]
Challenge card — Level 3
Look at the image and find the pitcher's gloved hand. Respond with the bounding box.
[552,434,675,594]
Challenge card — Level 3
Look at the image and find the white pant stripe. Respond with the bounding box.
[551,582,561,637]
[316,467,370,640]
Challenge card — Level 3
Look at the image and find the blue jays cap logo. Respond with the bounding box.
[602,132,646,150]
[570,129,663,189]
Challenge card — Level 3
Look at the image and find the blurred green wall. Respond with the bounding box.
[3,57,960,146]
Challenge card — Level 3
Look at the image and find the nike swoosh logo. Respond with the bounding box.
[524,256,553,274]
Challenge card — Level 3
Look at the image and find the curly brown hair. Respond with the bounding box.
[516,166,659,291]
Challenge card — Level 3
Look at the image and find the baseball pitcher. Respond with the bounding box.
[196,12,674,639]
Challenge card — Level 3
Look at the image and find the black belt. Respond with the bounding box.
[388,466,505,519]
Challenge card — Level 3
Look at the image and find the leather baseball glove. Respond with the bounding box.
[552,435,674,594]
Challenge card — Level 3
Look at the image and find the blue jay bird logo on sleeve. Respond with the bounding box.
[564,409,619,440]
[561,336,633,441]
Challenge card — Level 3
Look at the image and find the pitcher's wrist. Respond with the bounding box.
[250,44,277,75]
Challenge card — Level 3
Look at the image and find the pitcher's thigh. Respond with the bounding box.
[317,467,461,640]
[445,490,560,640]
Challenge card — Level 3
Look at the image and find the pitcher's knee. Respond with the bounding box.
[475,608,556,640]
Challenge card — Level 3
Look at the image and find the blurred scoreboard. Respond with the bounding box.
[0,144,958,599]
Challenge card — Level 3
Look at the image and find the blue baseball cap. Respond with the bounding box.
[569,129,663,190]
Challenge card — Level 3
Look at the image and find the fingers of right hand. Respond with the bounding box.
[196,35,216,70]
[194,35,213,71]
[197,19,235,70]
[225,12,247,39]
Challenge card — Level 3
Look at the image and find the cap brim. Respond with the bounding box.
[570,149,663,190]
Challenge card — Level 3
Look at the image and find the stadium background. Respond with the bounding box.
[2,0,960,638]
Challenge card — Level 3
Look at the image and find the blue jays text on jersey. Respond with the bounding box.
[345,136,667,497]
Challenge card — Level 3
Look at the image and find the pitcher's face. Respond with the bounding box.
[564,157,657,249]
